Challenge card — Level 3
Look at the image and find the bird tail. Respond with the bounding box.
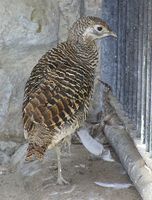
[25,143,47,161]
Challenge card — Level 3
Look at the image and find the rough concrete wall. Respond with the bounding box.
[0,0,102,164]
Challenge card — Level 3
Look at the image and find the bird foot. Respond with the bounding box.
[57,176,69,185]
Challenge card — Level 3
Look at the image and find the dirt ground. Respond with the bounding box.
[0,145,141,200]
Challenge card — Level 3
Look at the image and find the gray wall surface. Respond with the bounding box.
[0,0,104,163]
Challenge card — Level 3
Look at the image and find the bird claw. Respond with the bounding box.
[57,176,69,185]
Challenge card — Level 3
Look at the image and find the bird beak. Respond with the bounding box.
[109,31,117,38]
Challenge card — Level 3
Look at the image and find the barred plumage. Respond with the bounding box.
[22,16,116,184]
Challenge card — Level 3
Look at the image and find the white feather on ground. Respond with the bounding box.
[77,128,103,156]
[77,128,114,161]
[94,182,133,189]
[101,149,115,162]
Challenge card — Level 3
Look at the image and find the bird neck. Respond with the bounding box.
[68,40,98,62]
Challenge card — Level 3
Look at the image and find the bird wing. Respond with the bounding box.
[23,64,91,134]
[23,74,81,133]
[23,44,93,139]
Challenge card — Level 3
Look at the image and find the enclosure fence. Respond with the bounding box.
[114,0,152,156]
[101,0,152,156]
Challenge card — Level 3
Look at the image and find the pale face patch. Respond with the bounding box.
[83,27,99,41]
[83,25,115,41]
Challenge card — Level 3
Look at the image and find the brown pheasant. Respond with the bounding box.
[22,16,116,184]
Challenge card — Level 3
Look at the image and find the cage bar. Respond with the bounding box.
[105,0,152,155]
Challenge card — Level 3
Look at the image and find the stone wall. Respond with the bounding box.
[0,0,103,164]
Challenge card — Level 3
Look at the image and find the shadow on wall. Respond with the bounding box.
[100,0,118,95]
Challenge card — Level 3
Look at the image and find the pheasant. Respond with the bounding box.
[22,16,116,184]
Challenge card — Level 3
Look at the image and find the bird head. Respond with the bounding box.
[68,16,116,45]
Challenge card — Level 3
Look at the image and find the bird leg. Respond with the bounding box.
[56,146,69,185]
[63,135,72,156]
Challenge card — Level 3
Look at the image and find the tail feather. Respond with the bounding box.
[25,143,47,161]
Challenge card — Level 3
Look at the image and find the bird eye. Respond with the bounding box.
[97,26,103,31]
